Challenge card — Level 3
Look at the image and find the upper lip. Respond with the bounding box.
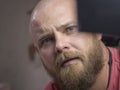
[61,57,79,67]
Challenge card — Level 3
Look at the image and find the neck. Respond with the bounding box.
[88,43,109,90]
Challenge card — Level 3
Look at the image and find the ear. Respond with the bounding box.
[96,33,102,40]
[28,43,37,61]
[34,43,39,53]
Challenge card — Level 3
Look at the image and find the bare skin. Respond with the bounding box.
[30,0,109,90]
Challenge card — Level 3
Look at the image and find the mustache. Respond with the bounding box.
[55,51,84,68]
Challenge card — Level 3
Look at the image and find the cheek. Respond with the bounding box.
[70,35,95,60]
[39,46,55,69]
[70,36,91,51]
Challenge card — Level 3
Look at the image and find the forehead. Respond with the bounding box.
[30,0,77,38]
[33,0,77,23]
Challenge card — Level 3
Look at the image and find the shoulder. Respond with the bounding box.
[108,47,120,90]
[108,47,120,62]
[44,81,62,90]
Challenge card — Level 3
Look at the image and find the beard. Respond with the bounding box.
[42,38,104,90]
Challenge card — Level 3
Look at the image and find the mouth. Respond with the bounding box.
[61,57,80,67]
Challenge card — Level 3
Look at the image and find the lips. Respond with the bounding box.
[61,57,79,67]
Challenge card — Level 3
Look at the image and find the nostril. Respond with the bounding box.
[55,46,69,54]
[56,49,62,54]
[55,45,63,54]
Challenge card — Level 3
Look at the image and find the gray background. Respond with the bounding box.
[0,0,51,90]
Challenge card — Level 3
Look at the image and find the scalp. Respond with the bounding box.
[31,0,76,21]
[29,0,77,39]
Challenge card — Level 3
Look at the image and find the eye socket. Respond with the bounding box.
[39,36,54,47]
[44,37,53,43]
[65,25,78,32]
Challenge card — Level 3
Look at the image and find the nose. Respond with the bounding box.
[55,33,70,54]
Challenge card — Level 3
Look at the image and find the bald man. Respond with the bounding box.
[29,0,120,90]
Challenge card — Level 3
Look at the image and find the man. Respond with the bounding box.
[29,0,120,90]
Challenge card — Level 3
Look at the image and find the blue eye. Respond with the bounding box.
[66,25,78,32]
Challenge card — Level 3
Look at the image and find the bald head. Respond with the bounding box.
[29,0,77,38]
[31,0,77,20]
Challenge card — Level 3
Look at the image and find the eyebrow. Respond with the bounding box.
[37,21,77,41]
[55,21,77,31]
[38,30,53,41]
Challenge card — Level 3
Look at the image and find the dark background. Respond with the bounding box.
[77,0,120,47]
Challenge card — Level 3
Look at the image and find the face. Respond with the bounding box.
[30,0,104,90]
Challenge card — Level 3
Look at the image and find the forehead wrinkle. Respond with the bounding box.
[38,25,55,39]
[38,31,52,40]
[30,23,54,43]
[40,24,55,33]
[31,20,53,35]
[31,0,77,25]
[54,21,77,31]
